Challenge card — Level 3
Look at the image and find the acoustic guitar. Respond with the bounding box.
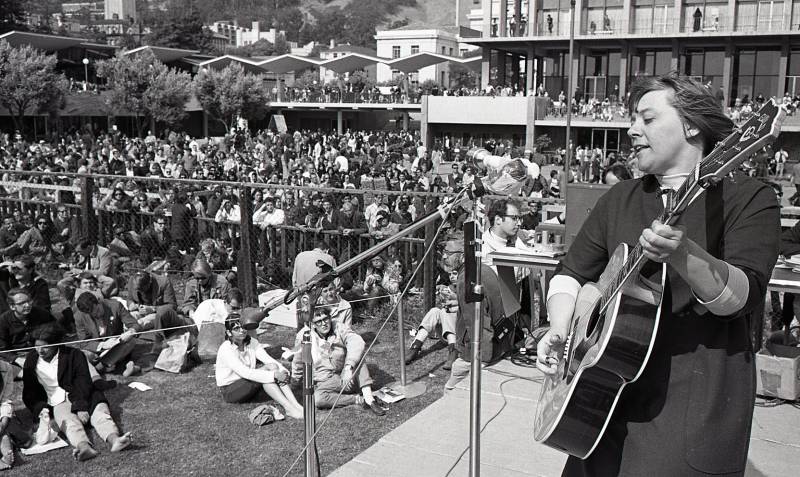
[533,99,785,459]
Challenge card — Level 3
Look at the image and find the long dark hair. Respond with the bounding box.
[628,72,733,155]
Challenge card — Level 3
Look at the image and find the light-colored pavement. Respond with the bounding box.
[331,359,800,477]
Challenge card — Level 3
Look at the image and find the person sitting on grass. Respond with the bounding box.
[215,309,303,419]
[126,270,178,331]
[405,259,462,370]
[22,323,131,462]
[73,292,142,377]
[291,307,388,416]
[0,360,20,470]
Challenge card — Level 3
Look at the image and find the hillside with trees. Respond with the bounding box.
[135,0,454,52]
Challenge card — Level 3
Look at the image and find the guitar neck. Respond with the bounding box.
[597,173,706,314]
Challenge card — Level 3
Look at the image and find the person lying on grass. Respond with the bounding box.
[215,309,303,419]
[22,322,131,462]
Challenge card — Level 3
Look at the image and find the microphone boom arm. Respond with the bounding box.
[283,188,471,305]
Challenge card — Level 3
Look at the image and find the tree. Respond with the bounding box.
[0,0,27,34]
[96,50,192,136]
[535,134,553,152]
[144,10,214,53]
[194,63,270,133]
[0,41,69,134]
[450,63,478,90]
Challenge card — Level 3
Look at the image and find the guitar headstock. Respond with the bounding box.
[698,99,785,180]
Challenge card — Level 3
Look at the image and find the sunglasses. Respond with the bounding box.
[312,316,331,325]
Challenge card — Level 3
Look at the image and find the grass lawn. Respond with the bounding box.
[6,298,453,476]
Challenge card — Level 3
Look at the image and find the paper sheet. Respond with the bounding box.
[128,381,153,391]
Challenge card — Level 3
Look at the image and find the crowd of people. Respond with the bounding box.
[0,124,559,468]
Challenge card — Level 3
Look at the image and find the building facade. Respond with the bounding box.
[208,21,285,49]
[104,0,136,21]
[421,0,800,156]
[375,26,466,87]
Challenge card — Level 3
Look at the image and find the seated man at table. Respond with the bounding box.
[291,307,387,416]
[74,293,142,376]
[22,323,131,461]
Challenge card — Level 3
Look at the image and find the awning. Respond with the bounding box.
[0,31,85,51]
[387,52,452,73]
[123,45,201,63]
[198,55,266,74]
[320,53,386,73]
[256,54,320,73]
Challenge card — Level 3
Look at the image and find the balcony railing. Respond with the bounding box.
[268,88,422,105]
[734,15,790,33]
[486,13,796,38]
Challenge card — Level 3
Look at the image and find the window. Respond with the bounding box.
[731,48,780,105]
[441,46,446,54]
[449,48,454,56]
[411,45,419,54]
[460,48,468,57]
[584,0,625,34]
[392,46,400,59]
[682,0,727,32]
[680,48,724,89]
[632,0,675,33]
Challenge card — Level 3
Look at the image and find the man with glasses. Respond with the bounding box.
[140,214,173,266]
[0,288,55,367]
[13,215,50,261]
[181,259,232,317]
[291,307,387,416]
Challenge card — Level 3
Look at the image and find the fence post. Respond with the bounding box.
[423,221,436,312]
[238,184,258,305]
[80,176,97,243]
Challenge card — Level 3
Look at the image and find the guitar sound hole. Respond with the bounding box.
[585,307,602,340]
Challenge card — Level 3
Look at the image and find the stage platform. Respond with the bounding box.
[331,358,800,477]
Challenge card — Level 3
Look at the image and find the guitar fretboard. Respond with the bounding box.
[597,103,781,314]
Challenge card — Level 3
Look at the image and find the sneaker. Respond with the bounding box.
[360,398,386,416]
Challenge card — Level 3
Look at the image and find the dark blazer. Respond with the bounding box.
[455,265,520,364]
[23,345,107,418]
[0,307,55,358]
[126,273,177,309]
[73,299,140,353]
